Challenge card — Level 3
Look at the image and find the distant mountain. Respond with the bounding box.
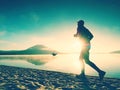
[111,50,120,54]
[27,45,47,51]
[0,45,58,55]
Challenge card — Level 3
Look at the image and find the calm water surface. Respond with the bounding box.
[0,53,120,78]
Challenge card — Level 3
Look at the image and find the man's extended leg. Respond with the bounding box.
[84,57,101,73]
[84,56,106,80]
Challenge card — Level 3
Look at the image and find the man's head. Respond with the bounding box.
[78,20,84,26]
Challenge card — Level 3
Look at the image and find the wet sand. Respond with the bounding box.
[0,65,120,90]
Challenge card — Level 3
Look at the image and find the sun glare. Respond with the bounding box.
[72,39,82,53]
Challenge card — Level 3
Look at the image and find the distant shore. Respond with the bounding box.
[0,65,120,90]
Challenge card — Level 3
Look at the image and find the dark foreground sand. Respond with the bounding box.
[0,65,120,90]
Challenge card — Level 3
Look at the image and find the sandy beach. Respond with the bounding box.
[0,65,120,90]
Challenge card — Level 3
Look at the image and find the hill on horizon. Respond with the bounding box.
[0,45,58,55]
[111,50,120,54]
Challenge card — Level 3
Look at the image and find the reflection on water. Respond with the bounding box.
[0,55,55,65]
[0,53,120,78]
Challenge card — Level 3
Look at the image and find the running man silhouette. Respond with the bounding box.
[74,20,106,80]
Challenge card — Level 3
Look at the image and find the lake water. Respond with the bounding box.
[0,53,120,78]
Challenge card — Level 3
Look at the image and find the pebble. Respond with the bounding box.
[17,85,26,89]
[0,83,6,86]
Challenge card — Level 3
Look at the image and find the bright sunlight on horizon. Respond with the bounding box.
[0,23,120,53]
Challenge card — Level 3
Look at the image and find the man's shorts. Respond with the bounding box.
[80,45,91,59]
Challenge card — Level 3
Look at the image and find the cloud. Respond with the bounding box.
[0,40,18,50]
[30,12,40,23]
[0,40,8,44]
[0,30,6,36]
[20,12,40,25]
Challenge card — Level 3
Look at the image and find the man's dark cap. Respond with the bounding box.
[78,20,84,25]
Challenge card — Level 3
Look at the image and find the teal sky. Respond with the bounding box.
[0,0,120,52]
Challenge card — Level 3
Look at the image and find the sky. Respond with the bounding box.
[0,0,120,53]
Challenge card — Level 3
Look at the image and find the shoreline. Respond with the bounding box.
[0,65,120,90]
